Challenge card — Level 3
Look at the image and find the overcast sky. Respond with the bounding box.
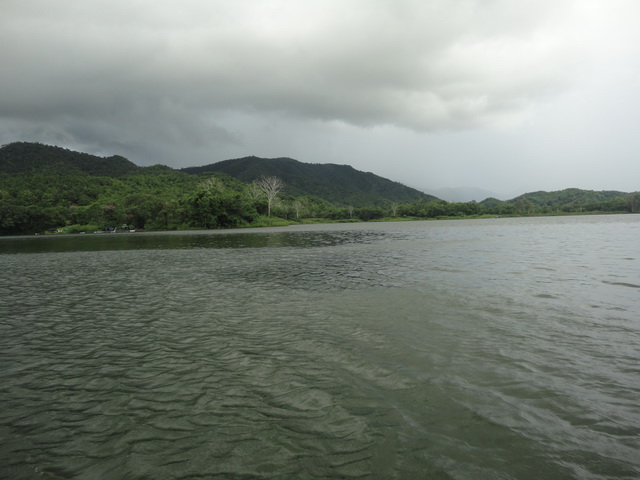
[1,0,639,198]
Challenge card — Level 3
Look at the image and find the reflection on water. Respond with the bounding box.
[1,216,639,479]
[0,226,395,254]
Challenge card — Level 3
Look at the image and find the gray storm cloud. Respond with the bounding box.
[1,1,581,132]
[1,0,639,193]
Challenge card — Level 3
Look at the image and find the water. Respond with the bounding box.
[1,215,639,479]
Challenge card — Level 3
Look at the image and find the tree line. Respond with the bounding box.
[1,168,638,236]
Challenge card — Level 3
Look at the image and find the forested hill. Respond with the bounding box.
[480,188,631,214]
[0,141,637,236]
[511,188,627,206]
[182,156,437,206]
[0,142,139,177]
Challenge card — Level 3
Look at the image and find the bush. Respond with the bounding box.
[61,224,99,234]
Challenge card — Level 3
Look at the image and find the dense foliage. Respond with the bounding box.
[0,142,637,235]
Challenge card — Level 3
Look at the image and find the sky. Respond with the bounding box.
[1,0,639,199]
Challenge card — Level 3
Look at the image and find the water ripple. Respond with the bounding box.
[1,217,639,479]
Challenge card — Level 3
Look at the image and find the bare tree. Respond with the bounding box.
[254,175,285,217]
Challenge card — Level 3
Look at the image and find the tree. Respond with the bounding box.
[626,192,640,213]
[292,200,303,218]
[253,176,285,217]
[187,177,258,228]
[355,206,384,221]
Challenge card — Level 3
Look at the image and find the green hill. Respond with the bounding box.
[182,156,438,206]
[0,142,139,177]
[480,188,632,214]
[510,188,627,206]
[0,142,636,235]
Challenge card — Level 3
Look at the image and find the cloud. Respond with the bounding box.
[1,0,639,193]
[1,1,587,132]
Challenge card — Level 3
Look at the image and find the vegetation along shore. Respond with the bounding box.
[1,142,638,236]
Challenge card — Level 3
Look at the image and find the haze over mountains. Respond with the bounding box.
[418,186,512,203]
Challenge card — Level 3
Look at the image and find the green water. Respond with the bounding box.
[1,216,639,479]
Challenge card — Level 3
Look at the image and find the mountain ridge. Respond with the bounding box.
[0,141,139,177]
[1,142,637,234]
[1,143,438,206]
[181,155,438,206]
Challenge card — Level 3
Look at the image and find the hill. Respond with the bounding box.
[0,142,637,235]
[480,188,632,214]
[0,142,139,177]
[182,156,438,206]
[509,188,627,207]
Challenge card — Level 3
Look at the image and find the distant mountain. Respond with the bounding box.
[420,186,506,202]
[0,142,139,177]
[182,156,439,206]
